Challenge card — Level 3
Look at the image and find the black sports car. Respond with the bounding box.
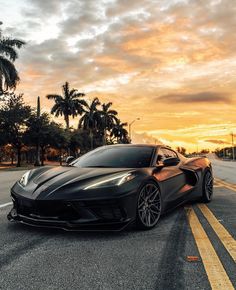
[8,144,213,231]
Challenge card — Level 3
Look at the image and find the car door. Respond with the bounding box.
[153,147,187,208]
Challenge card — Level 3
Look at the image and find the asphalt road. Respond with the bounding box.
[0,161,235,290]
[0,171,26,204]
[208,153,236,184]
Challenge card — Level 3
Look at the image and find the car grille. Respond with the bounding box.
[13,195,80,221]
[73,200,126,221]
[12,194,127,222]
[92,207,123,220]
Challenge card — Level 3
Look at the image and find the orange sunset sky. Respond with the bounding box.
[1,0,236,152]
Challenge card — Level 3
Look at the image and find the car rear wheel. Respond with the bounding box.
[136,182,162,230]
[201,171,213,203]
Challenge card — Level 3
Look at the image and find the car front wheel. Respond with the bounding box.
[201,171,213,203]
[136,182,162,230]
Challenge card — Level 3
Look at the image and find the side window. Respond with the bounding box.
[156,148,177,165]
[156,148,166,165]
[162,148,178,159]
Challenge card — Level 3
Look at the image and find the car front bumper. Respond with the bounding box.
[7,191,137,231]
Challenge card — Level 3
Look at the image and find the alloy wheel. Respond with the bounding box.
[205,171,213,200]
[138,183,161,228]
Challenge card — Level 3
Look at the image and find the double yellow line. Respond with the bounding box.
[185,179,236,290]
[214,178,236,192]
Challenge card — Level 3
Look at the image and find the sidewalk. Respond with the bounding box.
[0,161,63,171]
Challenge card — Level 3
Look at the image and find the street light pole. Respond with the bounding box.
[34,96,41,166]
[231,132,235,160]
[129,118,140,142]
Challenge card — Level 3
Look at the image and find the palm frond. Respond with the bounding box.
[91,97,101,109]
[102,102,112,111]
[0,45,18,61]
[46,94,62,101]
[0,56,19,91]
[51,106,64,117]
[75,98,88,107]
[0,38,25,49]
[78,115,86,128]
[108,109,118,115]
[69,89,78,97]
[71,92,86,100]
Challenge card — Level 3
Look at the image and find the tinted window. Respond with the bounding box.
[156,148,178,164]
[72,146,154,168]
[162,148,178,159]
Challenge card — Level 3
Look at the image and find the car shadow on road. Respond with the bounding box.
[6,203,193,243]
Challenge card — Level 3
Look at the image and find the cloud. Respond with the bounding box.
[156,91,231,103]
[204,139,231,145]
[1,0,236,152]
[132,132,163,145]
[4,0,236,95]
[22,0,62,19]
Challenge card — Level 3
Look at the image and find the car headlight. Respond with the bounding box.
[84,172,135,190]
[19,170,31,187]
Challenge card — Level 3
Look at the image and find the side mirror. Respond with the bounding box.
[66,156,75,165]
[163,157,180,167]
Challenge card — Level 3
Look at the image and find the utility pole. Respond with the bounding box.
[231,132,235,160]
[129,118,140,142]
[103,115,107,146]
[34,96,41,166]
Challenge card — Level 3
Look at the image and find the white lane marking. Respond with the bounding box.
[0,202,13,209]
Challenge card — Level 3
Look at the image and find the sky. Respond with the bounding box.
[1,0,236,152]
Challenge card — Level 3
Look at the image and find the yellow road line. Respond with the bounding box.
[198,204,236,262]
[218,180,236,189]
[185,206,234,290]
[214,178,236,192]
[214,184,223,188]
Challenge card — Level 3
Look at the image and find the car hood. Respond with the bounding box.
[13,166,133,200]
[32,166,130,186]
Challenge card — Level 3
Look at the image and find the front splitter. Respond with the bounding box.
[7,208,133,232]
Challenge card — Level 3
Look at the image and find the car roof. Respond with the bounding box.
[103,144,160,149]
[103,144,176,152]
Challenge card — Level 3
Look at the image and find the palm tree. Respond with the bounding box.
[110,120,129,144]
[78,97,101,149]
[100,102,118,145]
[46,82,87,130]
[0,24,25,95]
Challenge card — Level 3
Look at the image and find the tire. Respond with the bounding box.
[201,171,213,203]
[136,181,162,230]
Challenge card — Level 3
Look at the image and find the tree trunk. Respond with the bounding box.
[65,115,70,130]
[40,146,44,166]
[90,130,93,150]
[103,116,107,145]
[64,115,71,155]
[103,128,106,145]
[25,151,29,164]
[34,143,40,166]
[59,148,62,166]
[16,147,21,167]
[11,152,14,165]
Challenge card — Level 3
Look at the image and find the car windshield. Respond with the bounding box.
[72,146,154,168]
